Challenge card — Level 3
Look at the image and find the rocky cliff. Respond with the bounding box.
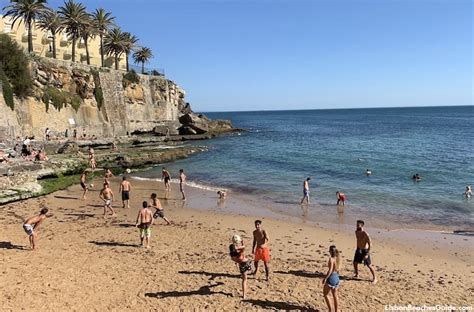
[0,58,199,139]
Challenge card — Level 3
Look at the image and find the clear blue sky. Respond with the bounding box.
[2,0,472,112]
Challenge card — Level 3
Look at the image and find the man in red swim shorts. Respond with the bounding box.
[252,219,270,281]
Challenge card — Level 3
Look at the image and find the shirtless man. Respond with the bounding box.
[80,170,89,199]
[135,201,154,248]
[99,182,115,218]
[150,193,172,225]
[104,168,114,184]
[23,208,48,250]
[119,176,131,208]
[252,220,270,281]
[300,177,311,205]
[88,147,96,170]
[179,169,186,200]
[353,220,377,284]
[162,168,171,195]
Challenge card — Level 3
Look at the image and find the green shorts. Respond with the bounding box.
[138,222,151,238]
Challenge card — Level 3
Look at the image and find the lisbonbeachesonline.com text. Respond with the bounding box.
[385,305,473,311]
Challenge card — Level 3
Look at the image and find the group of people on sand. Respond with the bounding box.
[228,218,377,311]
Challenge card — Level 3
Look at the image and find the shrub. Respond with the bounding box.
[0,67,14,110]
[41,86,82,112]
[0,34,32,98]
[91,69,104,110]
[122,69,140,87]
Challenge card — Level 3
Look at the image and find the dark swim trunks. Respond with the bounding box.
[122,191,130,201]
[80,182,87,190]
[353,248,371,266]
[164,177,170,184]
[238,260,253,274]
[153,209,164,219]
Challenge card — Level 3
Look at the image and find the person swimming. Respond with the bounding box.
[464,185,472,199]
[412,173,422,181]
[366,169,372,176]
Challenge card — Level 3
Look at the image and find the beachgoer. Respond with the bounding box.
[45,128,51,141]
[322,245,341,312]
[88,147,96,170]
[65,129,68,138]
[412,173,421,181]
[150,193,172,225]
[353,220,377,284]
[229,234,252,299]
[82,128,87,139]
[119,176,131,208]
[73,129,77,139]
[179,169,186,200]
[366,169,372,176]
[80,171,89,199]
[300,177,311,205]
[464,185,472,199]
[252,220,270,281]
[99,182,115,218]
[23,208,48,250]
[135,201,154,248]
[217,190,227,199]
[336,191,346,206]
[104,168,114,184]
[162,168,171,194]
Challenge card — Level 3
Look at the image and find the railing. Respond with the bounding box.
[129,64,165,77]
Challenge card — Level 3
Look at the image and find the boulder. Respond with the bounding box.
[178,126,197,135]
[178,113,209,134]
[57,141,79,154]
[153,125,179,136]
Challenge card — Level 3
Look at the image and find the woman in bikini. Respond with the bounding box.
[229,234,252,299]
[322,245,341,312]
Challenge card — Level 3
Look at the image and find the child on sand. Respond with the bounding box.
[229,234,253,299]
[252,220,270,281]
[336,191,346,206]
[150,193,172,225]
[322,245,341,312]
[135,201,154,248]
[23,208,48,250]
[99,182,115,218]
[353,220,377,284]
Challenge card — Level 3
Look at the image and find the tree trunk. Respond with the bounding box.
[126,52,129,72]
[141,62,144,74]
[27,19,33,53]
[114,53,118,70]
[52,32,57,59]
[84,37,90,65]
[72,38,76,62]
[100,34,104,67]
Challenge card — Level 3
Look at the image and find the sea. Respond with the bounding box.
[136,106,474,230]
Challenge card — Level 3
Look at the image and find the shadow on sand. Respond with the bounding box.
[145,282,233,298]
[274,270,325,278]
[115,223,136,228]
[0,241,26,250]
[178,270,240,280]
[244,299,319,311]
[54,195,79,200]
[89,241,138,247]
[64,213,95,218]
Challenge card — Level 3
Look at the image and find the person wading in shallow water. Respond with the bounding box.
[300,177,311,205]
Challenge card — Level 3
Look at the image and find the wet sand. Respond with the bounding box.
[0,177,473,311]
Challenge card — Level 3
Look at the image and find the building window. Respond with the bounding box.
[3,22,12,33]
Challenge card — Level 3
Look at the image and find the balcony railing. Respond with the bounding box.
[129,64,165,76]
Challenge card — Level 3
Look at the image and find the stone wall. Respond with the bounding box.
[0,58,190,139]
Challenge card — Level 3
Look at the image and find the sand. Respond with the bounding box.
[1,176,473,311]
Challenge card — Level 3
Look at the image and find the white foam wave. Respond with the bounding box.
[130,176,226,192]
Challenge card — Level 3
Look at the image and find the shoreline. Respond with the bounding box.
[1,176,472,310]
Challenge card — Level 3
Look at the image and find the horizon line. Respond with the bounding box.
[199,104,473,114]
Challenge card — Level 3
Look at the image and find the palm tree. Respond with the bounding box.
[103,27,125,70]
[92,8,115,67]
[122,32,138,72]
[133,47,153,74]
[79,14,97,65]
[58,0,88,62]
[36,9,63,58]
[3,0,49,53]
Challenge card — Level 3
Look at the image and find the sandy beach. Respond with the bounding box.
[1,176,473,311]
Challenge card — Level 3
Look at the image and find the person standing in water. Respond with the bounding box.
[322,245,341,312]
[179,169,187,200]
[336,191,346,206]
[162,168,171,195]
[353,220,377,284]
[300,177,311,205]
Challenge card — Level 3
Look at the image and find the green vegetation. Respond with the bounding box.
[0,68,14,110]
[0,34,33,98]
[133,47,153,74]
[41,86,82,112]
[90,69,104,110]
[122,69,140,87]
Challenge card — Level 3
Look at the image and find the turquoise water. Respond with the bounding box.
[139,106,474,229]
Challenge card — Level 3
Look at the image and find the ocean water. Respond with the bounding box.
[138,106,474,229]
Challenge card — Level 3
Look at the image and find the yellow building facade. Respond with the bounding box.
[0,15,126,70]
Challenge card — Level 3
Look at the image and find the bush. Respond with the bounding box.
[0,34,32,98]
[0,67,14,110]
[91,69,104,110]
[122,69,140,87]
[41,86,82,112]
